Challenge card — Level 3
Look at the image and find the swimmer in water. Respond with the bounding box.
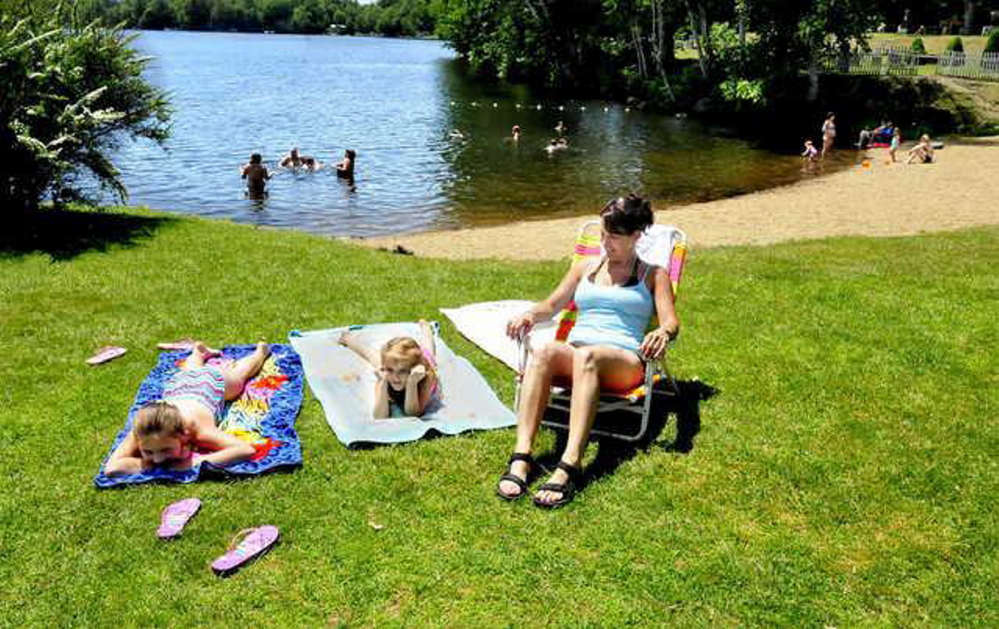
[335,149,356,179]
[241,153,271,198]
[544,138,568,154]
[449,129,465,141]
[279,146,319,169]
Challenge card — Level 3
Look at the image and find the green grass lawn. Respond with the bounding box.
[2,207,997,626]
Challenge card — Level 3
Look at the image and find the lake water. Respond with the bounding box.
[113,31,845,237]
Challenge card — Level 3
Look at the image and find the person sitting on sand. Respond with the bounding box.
[857,120,888,149]
[335,149,356,179]
[241,153,271,198]
[906,134,935,164]
[338,320,439,419]
[105,341,272,475]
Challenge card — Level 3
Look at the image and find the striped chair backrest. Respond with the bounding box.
[554,222,688,342]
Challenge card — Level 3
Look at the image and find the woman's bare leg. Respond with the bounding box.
[535,346,644,505]
[222,341,271,400]
[497,342,574,497]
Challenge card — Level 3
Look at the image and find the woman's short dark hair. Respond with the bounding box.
[345,149,356,159]
[600,194,653,235]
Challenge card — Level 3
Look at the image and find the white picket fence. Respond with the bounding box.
[825,48,999,82]
[937,51,999,80]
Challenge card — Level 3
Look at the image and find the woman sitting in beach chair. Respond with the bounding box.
[498,194,680,508]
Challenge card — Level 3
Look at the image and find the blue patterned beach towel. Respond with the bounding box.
[94,344,304,488]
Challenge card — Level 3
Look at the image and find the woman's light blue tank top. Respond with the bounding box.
[566,262,654,354]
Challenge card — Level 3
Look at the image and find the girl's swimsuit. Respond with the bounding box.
[566,258,654,355]
[163,366,226,422]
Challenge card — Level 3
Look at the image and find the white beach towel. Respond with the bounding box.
[290,322,515,447]
[440,300,557,372]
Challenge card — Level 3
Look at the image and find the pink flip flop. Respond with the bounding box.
[211,525,280,577]
[157,498,201,540]
[86,346,127,366]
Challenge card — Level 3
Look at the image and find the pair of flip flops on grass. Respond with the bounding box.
[158,498,279,577]
[86,339,198,366]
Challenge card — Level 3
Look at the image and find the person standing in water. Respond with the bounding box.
[335,149,356,180]
[241,153,271,199]
[820,112,836,160]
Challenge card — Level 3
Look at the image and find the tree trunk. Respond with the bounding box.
[807,59,819,101]
[963,1,976,35]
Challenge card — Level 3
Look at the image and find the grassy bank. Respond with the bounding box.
[1,208,997,625]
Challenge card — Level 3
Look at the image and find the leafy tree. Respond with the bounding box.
[910,36,926,54]
[947,35,964,52]
[0,3,171,210]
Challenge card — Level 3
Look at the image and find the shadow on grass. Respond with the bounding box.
[2,208,177,261]
[543,379,719,493]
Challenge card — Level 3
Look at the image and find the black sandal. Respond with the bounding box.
[532,461,581,509]
[496,453,535,501]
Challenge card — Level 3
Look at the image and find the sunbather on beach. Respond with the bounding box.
[339,320,439,418]
[105,341,271,475]
[498,194,680,508]
[241,153,272,198]
[907,134,935,164]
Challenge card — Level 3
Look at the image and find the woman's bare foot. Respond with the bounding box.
[498,460,531,498]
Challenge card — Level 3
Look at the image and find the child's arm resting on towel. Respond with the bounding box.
[104,432,150,476]
[194,428,256,467]
[372,375,390,419]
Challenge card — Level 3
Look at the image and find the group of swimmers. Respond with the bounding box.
[452,121,570,154]
[240,146,356,198]
[802,112,936,167]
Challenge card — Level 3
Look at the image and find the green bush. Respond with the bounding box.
[910,37,926,55]
[0,5,170,211]
[985,29,999,55]
[946,36,964,53]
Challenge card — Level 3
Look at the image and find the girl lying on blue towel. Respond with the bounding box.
[104,341,271,475]
[339,320,440,418]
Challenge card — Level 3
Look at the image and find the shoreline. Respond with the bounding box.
[358,137,999,261]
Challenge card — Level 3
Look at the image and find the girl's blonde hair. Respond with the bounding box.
[381,337,432,373]
[134,401,186,438]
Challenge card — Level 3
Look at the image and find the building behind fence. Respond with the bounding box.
[823,48,999,81]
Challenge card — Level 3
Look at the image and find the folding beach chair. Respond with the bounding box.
[516,220,688,443]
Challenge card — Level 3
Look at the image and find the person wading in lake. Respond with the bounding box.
[241,153,272,199]
[335,149,356,180]
[821,112,836,160]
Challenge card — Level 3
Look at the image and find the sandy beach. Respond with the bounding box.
[360,137,999,260]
